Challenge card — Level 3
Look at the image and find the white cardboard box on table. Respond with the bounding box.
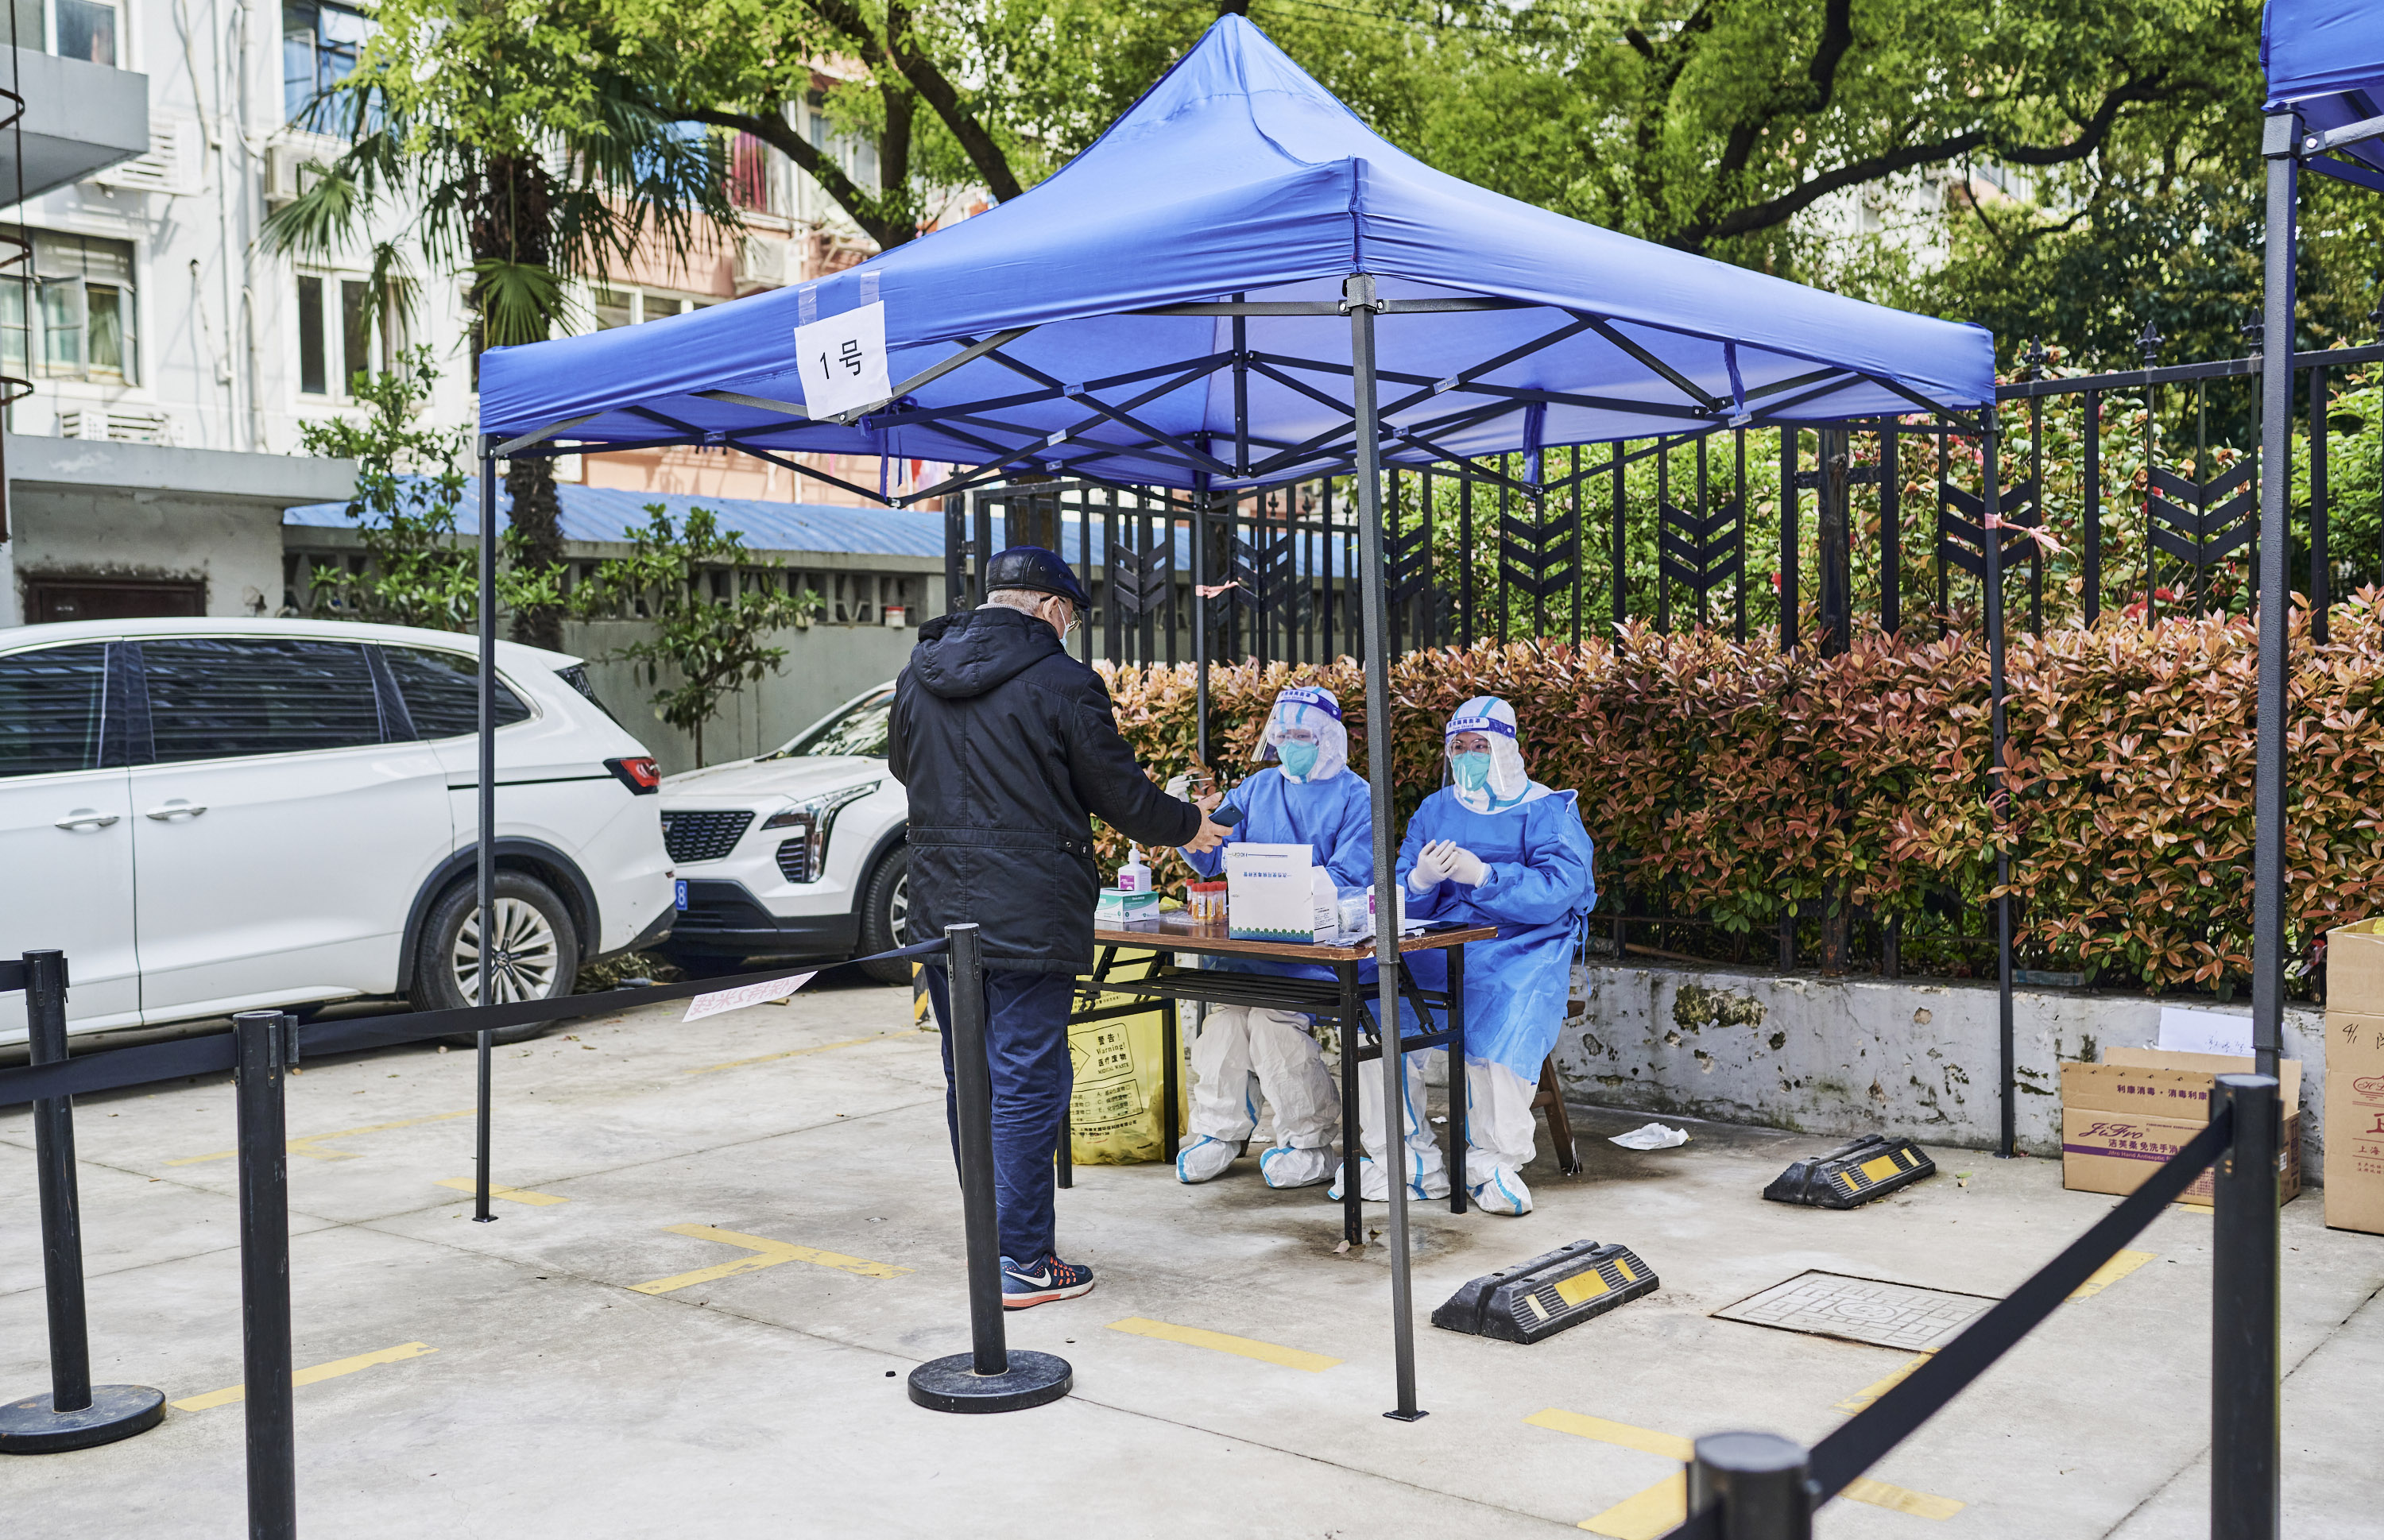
[1225,842,1337,943]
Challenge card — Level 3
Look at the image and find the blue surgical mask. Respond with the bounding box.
[1279,740,1320,780]
[1451,752,1492,791]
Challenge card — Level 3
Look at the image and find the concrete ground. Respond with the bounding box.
[2,974,2378,1538]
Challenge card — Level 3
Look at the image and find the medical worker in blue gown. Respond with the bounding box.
[1173,685,1372,1188]
[1343,696,1595,1216]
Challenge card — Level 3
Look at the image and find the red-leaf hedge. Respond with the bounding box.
[1097,594,2384,995]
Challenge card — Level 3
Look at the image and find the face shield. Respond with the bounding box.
[1444,695,1531,812]
[1254,685,1348,783]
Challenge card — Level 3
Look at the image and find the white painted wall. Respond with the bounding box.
[1560,962,2328,1178]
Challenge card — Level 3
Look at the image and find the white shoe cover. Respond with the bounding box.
[1259,1144,1334,1189]
[1468,1167,1534,1216]
[1329,1155,1451,1202]
[1175,1134,1240,1184]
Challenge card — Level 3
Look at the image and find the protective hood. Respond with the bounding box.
[1445,695,1543,814]
[905,606,1063,700]
[1254,684,1348,782]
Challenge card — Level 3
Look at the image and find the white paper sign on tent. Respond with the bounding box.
[792,300,892,420]
[2157,1005,2253,1058]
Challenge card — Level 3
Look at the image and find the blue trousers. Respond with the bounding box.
[922,965,1074,1263]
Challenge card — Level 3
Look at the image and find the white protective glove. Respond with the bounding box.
[1437,840,1489,887]
[1163,773,1193,799]
[1407,841,1452,893]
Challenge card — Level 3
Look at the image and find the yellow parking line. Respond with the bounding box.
[1531,1407,1962,1526]
[1843,1476,1965,1520]
[683,1033,896,1076]
[1105,1317,1341,1372]
[1527,1408,1692,1461]
[168,1109,474,1166]
[1835,1352,1931,1414]
[434,1178,569,1206]
[172,1341,436,1411]
[628,1225,911,1294]
[2068,1248,2156,1300]
[1580,1473,1685,1538]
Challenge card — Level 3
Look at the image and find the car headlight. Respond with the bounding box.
[762,781,880,884]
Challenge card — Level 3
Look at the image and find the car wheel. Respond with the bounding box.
[856,848,911,985]
[410,872,582,1046]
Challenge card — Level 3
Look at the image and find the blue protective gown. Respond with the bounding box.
[1393,787,1597,1081]
[1185,765,1375,984]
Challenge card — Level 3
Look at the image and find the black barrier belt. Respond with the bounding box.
[1803,1108,2232,1501]
[0,938,951,1110]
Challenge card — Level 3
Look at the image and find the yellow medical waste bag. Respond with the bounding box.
[1067,949,1192,1165]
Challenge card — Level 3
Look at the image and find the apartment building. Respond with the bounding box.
[0,0,945,626]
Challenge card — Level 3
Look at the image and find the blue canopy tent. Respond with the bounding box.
[464,12,1995,1414]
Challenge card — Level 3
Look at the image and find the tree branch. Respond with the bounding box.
[809,0,1024,205]
[1693,73,2172,248]
[679,103,917,251]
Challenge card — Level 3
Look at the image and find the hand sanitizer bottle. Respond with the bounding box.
[1118,845,1151,893]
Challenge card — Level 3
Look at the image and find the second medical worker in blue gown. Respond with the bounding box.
[1343,695,1595,1216]
[1173,685,1372,1189]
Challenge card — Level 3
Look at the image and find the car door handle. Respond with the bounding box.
[55,809,122,830]
[144,801,207,821]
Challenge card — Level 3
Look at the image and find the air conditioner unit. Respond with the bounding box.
[90,121,198,197]
[263,143,327,207]
[58,409,173,445]
[735,234,791,292]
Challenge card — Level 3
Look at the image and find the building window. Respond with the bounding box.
[56,0,117,64]
[729,132,773,214]
[2,230,137,384]
[591,288,700,331]
[283,1,370,132]
[296,273,389,397]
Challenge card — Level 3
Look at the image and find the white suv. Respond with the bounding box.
[656,683,911,984]
[0,617,676,1043]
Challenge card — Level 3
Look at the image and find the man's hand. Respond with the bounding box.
[1195,790,1223,815]
[1183,816,1233,854]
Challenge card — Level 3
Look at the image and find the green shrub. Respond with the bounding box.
[1096,598,2384,996]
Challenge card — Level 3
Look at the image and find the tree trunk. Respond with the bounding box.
[504,455,565,649]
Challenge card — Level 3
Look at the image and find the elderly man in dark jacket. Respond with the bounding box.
[890,545,1225,1308]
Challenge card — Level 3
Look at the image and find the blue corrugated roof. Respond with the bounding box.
[285,478,950,559]
[283,477,1218,569]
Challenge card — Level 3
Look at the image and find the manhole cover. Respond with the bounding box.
[1713,1271,1997,1351]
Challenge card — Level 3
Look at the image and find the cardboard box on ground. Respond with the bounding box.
[2321,921,2384,1235]
[2060,1048,2303,1207]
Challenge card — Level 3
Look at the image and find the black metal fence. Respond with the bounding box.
[943,341,2384,664]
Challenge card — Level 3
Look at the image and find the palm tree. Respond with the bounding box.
[266,2,744,648]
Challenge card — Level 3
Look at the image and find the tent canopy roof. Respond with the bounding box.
[478,15,1994,497]
[2264,0,2384,177]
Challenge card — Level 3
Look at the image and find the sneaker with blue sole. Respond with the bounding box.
[1000,1252,1096,1309]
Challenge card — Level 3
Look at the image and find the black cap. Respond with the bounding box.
[983,545,1092,607]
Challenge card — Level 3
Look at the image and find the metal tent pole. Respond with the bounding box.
[2251,115,2300,1081]
[1346,272,1423,1422]
[474,448,498,1222]
[1984,416,2014,1159]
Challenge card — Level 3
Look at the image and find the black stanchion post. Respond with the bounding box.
[234,1009,297,1540]
[2212,1073,2281,1540]
[0,950,165,1453]
[1688,1430,1813,1540]
[908,924,1071,1414]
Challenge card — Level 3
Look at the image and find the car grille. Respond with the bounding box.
[661,810,753,863]
[775,837,812,883]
